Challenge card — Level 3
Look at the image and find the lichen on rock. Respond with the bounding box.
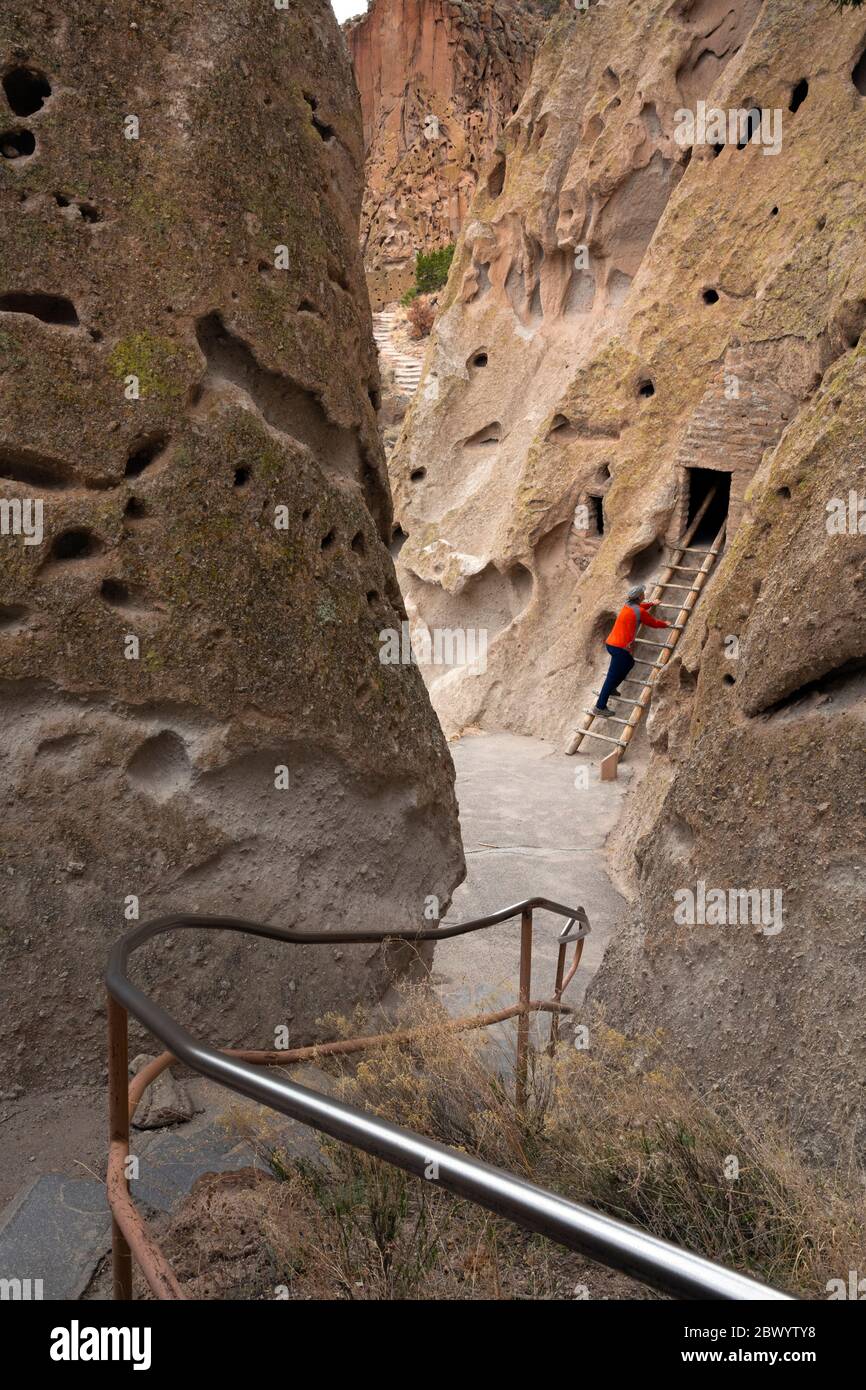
[0,0,464,1087]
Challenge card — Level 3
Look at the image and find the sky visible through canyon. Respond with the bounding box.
[331,0,368,20]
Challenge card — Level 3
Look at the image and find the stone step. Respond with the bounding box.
[0,1066,333,1300]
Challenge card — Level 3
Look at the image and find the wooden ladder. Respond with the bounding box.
[565,486,727,780]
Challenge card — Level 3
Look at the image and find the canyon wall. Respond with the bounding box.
[346,0,543,307]
[391,0,866,1150]
[0,0,464,1088]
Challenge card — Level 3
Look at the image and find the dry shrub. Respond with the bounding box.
[406,295,435,339]
[188,993,865,1300]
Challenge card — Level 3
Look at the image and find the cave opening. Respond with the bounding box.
[685,466,731,543]
[51,528,101,562]
[853,44,866,96]
[125,434,168,477]
[2,67,51,116]
[0,291,79,325]
[589,494,604,535]
[789,79,808,113]
[0,129,36,158]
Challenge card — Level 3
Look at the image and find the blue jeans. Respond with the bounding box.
[597,643,634,709]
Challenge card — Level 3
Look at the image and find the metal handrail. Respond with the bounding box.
[105,901,790,1302]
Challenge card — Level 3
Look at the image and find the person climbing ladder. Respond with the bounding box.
[592,584,669,715]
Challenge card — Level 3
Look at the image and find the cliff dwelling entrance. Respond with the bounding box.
[685,466,730,543]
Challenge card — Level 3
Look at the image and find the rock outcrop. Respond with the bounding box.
[0,0,464,1088]
[346,0,544,307]
[391,0,866,1150]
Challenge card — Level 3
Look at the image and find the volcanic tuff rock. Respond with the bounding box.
[0,0,464,1088]
[391,0,866,1149]
[346,0,543,307]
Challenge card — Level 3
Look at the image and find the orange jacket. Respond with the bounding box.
[607,601,668,650]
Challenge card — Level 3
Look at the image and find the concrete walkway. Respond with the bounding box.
[433,732,631,1037]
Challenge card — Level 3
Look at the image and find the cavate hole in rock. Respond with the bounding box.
[592,609,617,645]
[126,730,191,803]
[508,562,533,610]
[637,379,655,398]
[100,578,141,609]
[0,446,70,489]
[50,528,103,562]
[125,434,168,477]
[702,287,719,304]
[2,67,51,116]
[54,193,101,223]
[0,291,79,326]
[366,589,379,606]
[855,44,866,96]
[624,538,664,585]
[100,578,156,617]
[351,530,366,555]
[463,422,501,446]
[0,128,36,159]
[320,528,336,550]
[685,466,731,542]
[723,673,736,686]
[234,465,251,487]
[469,350,488,369]
[368,386,381,410]
[0,602,30,632]
[487,155,505,198]
[410,467,427,482]
[124,496,146,520]
[736,108,761,149]
[789,79,808,113]
[589,495,605,535]
[547,414,577,441]
[303,93,335,142]
[390,525,407,558]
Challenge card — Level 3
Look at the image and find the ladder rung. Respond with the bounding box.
[655,603,685,610]
[658,583,702,592]
[682,546,720,555]
[602,694,649,708]
[667,565,702,572]
[578,730,626,746]
[633,638,672,647]
[583,709,630,724]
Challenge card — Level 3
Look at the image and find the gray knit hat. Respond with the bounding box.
[627,584,645,601]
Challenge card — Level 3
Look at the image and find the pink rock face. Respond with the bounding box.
[345,0,543,306]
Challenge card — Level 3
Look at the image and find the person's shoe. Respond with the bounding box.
[591,705,608,716]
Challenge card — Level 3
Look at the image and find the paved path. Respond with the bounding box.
[434,732,631,1043]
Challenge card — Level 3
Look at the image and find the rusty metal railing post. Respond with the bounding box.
[108,991,133,1301]
[515,906,533,1111]
[548,935,569,1053]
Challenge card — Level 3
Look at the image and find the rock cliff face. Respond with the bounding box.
[346,0,543,307]
[0,0,464,1087]
[391,0,866,1150]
